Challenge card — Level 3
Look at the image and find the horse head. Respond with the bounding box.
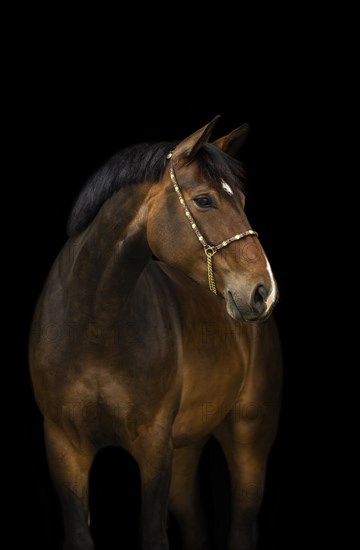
[147,116,278,322]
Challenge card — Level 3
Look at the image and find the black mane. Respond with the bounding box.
[67,141,246,237]
[67,142,176,236]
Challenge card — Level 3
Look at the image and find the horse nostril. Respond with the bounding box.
[251,284,268,313]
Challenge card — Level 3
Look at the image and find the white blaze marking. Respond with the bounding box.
[220,179,233,196]
[265,258,277,310]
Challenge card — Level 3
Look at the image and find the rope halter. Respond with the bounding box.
[167,150,258,294]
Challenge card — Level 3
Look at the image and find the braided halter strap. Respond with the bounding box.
[167,151,258,294]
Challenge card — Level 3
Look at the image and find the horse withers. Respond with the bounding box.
[29,116,282,550]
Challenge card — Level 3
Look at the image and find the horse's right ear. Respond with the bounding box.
[173,115,221,162]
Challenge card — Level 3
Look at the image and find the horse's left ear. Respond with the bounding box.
[173,115,221,161]
[213,123,249,156]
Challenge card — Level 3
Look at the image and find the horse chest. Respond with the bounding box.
[172,343,247,446]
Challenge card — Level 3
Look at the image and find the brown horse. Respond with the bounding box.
[29,116,282,550]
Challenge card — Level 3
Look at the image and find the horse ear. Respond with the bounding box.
[213,123,249,156]
[173,115,221,161]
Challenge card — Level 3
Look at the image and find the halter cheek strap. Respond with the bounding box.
[167,151,258,294]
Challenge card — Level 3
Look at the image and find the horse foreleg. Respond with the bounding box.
[44,421,95,550]
[133,425,173,550]
[169,440,210,550]
[214,411,278,550]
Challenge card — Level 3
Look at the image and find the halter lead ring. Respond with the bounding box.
[167,151,258,294]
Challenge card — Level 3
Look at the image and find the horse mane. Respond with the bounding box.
[67,141,246,237]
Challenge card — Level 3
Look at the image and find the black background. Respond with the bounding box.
[7,32,333,549]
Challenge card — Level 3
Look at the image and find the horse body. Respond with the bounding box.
[30,118,282,550]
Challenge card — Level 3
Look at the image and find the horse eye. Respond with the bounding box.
[194,196,212,208]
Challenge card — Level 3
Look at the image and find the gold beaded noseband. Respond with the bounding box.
[167,150,258,295]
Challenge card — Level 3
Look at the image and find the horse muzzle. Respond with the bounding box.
[225,282,278,322]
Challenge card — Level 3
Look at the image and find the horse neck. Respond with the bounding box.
[63,183,153,326]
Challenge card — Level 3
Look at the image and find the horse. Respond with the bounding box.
[29,116,282,550]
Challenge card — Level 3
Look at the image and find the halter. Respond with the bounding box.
[167,150,258,295]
